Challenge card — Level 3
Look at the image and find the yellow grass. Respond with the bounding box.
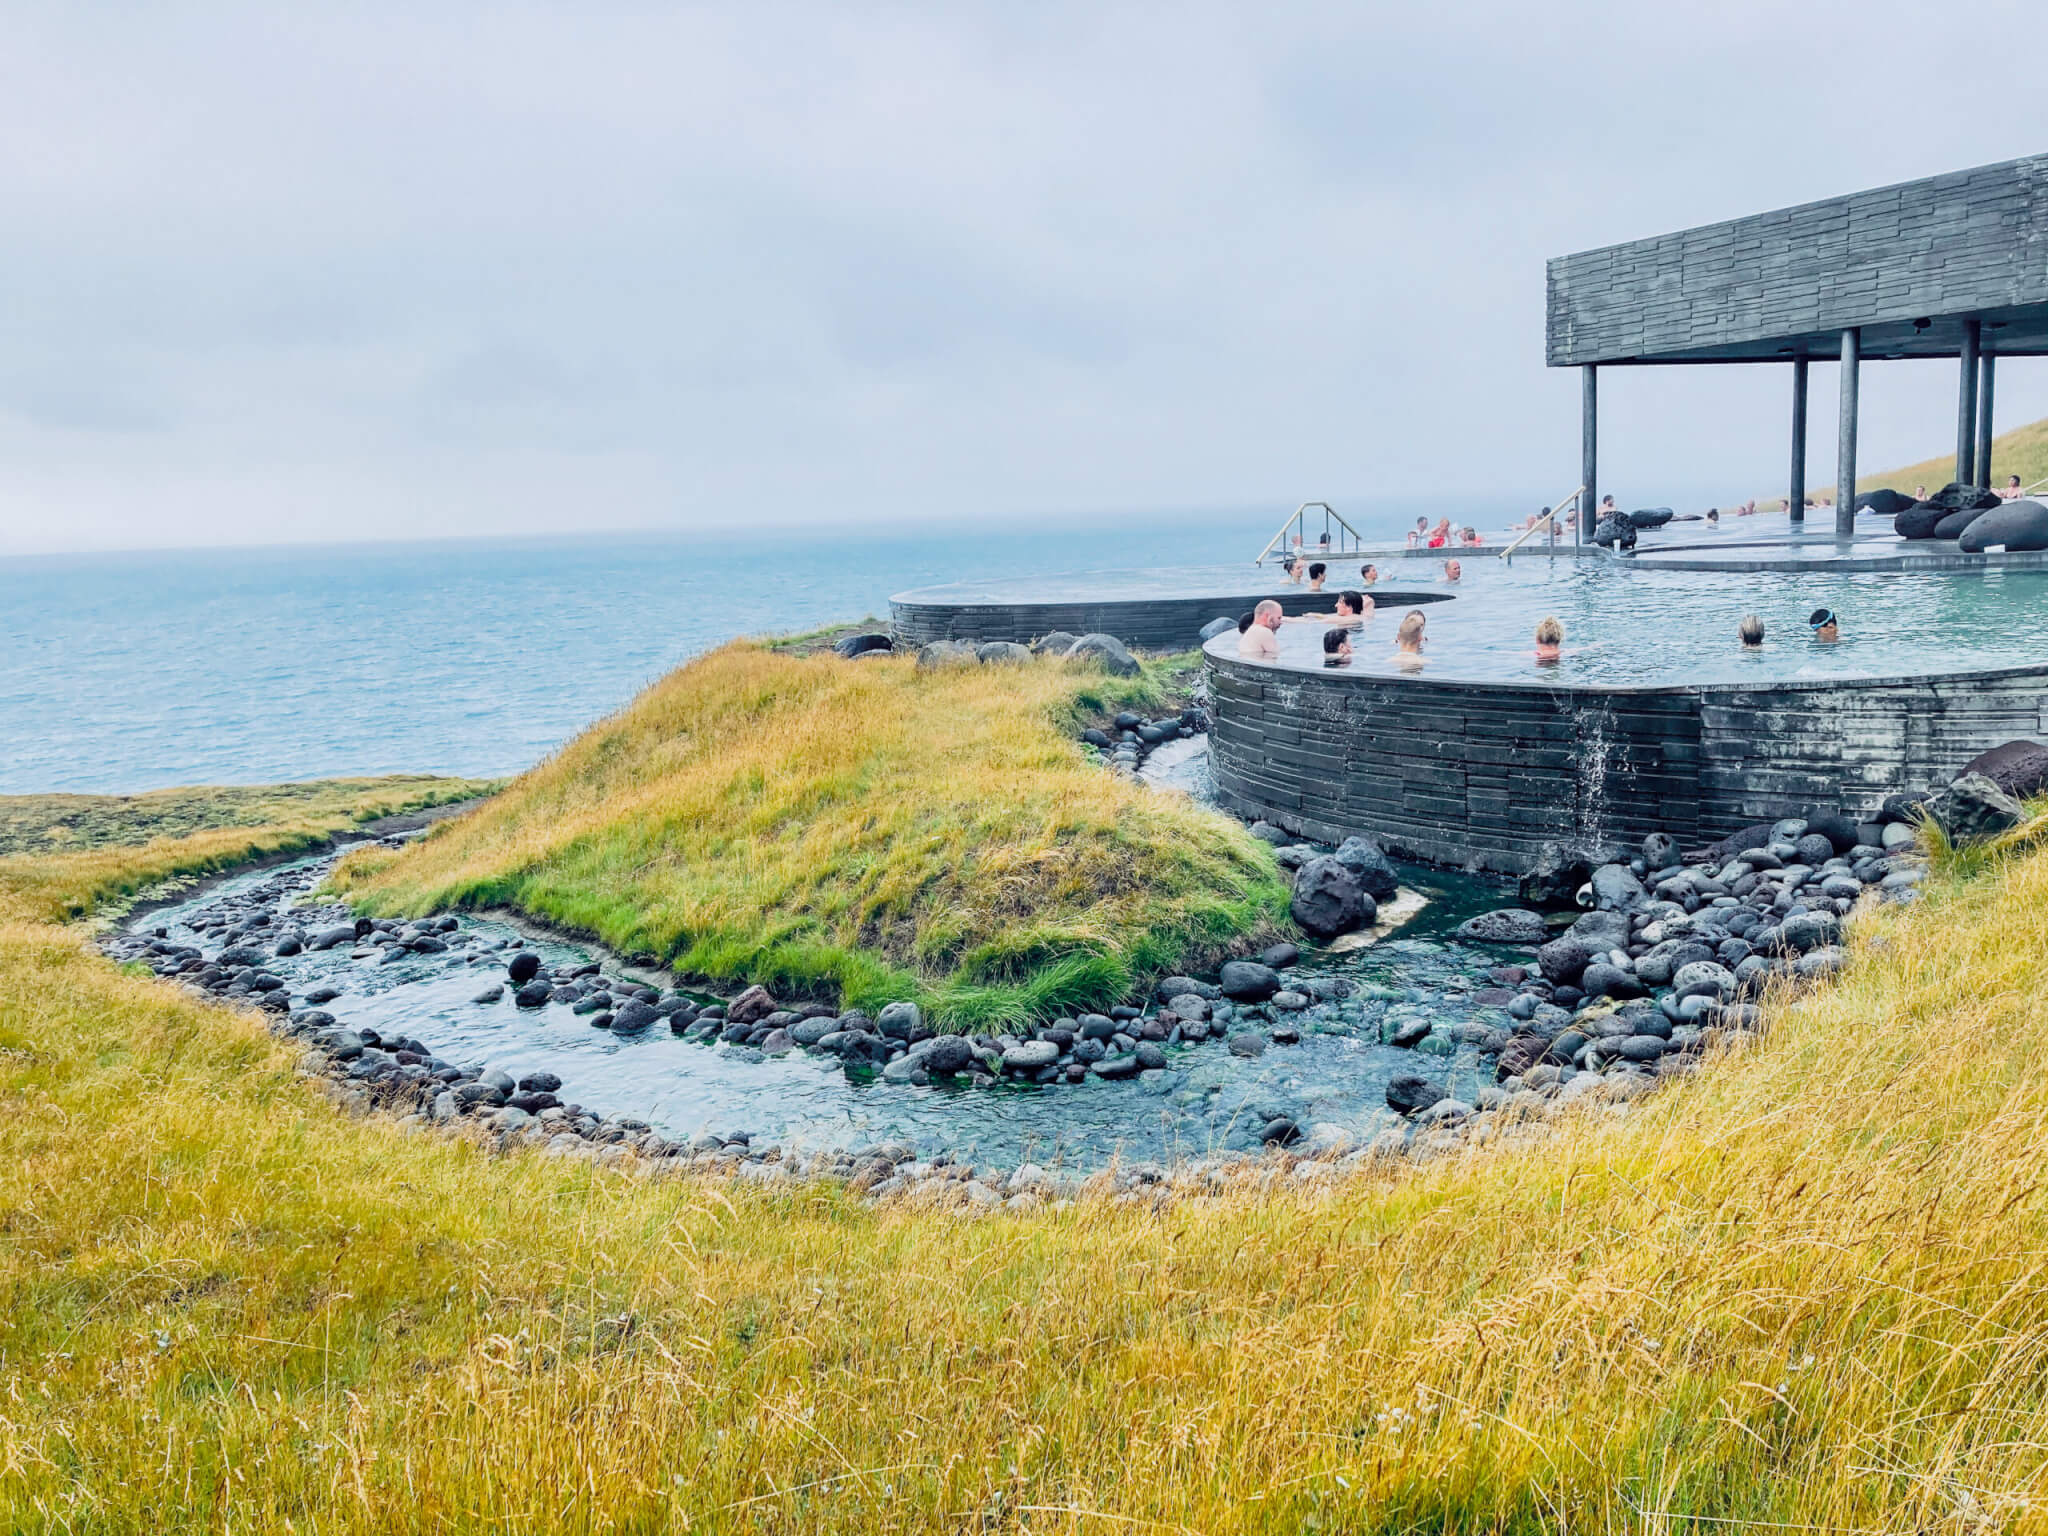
[0,775,497,925]
[333,641,1287,1026]
[6,797,2048,1527]
[1815,410,2048,501]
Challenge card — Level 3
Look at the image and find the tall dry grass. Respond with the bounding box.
[334,642,1288,1025]
[5,804,2048,1528]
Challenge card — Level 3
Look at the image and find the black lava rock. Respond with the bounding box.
[1386,1074,1445,1116]
[1290,856,1374,939]
[508,952,542,985]
[1218,961,1281,1001]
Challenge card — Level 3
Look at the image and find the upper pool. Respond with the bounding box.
[1229,557,2048,687]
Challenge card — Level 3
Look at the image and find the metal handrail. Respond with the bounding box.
[1498,486,1584,561]
[1252,501,1368,565]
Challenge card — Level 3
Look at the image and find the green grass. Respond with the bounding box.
[1816,410,2048,501]
[7,783,2048,1528]
[333,641,1288,1027]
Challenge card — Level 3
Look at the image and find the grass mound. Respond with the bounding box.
[333,641,1287,1026]
[7,789,2048,1526]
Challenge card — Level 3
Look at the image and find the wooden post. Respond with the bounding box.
[1836,328,1860,539]
[1789,355,1808,524]
[1581,365,1597,541]
[1957,319,1981,485]
[1977,347,1997,492]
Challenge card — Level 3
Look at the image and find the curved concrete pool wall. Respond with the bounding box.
[892,588,1452,649]
[1203,635,2048,874]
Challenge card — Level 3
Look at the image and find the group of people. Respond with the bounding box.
[1404,516,1484,550]
[1235,588,1428,671]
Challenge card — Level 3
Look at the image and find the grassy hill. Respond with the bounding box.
[1817,411,2048,501]
[333,641,1288,1026]
[9,772,2048,1526]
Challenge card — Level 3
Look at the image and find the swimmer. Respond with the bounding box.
[1282,556,1304,585]
[1914,485,1928,502]
[1442,559,1462,583]
[1738,614,1764,648]
[1809,607,1839,643]
[1306,561,1328,592]
[2003,474,2025,502]
[1359,563,1380,585]
[1282,590,1370,627]
[1392,609,1427,669]
[1238,599,1283,659]
[1534,615,1563,663]
[1322,628,1352,667]
[1425,517,1452,549]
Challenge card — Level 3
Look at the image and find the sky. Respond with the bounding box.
[2,1,2046,555]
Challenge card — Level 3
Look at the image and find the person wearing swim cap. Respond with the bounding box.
[1809,608,1839,643]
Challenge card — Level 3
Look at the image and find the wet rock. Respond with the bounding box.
[1927,773,2024,841]
[1456,908,1549,945]
[1536,935,1594,987]
[1227,1032,1267,1058]
[1259,942,1301,970]
[727,985,777,1025]
[1592,514,1637,549]
[1331,837,1400,901]
[1063,633,1141,676]
[1579,962,1644,1000]
[1290,857,1373,938]
[1248,821,1290,845]
[922,1036,974,1075]
[1496,1033,1549,1080]
[1519,847,1591,909]
[517,1071,562,1094]
[514,981,554,1008]
[1642,831,1679,869]
[611,1000,659,1033]
[1589,863,1646,912]
[1855,487,1914,518]
[1218,961,1281,1001]
[1386,1074,1445,1116]
[310,925,357,951]
[1090,1053,1141,1079]
[1002,1040,1059,1073]
[508,952,542,985]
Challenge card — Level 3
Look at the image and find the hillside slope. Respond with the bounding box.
[334,641,1288,1025]
[1819,411,2048,500]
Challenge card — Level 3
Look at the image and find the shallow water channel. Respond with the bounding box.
[135,842,1522,1171]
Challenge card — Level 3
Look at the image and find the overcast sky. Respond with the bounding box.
[3,1,2045,555]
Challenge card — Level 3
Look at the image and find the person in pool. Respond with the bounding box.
[1425,518,1452,549]
[1534,616,1563,663]
[1238,599,1283,659]
[1306,561,1328,592]
[1359,562,1380,585]
[1810,608,1839,643]
[1442,559,1462,582]
[1283,590,1370,627]
[1392,609,1427,669]
[1236,611,1255,635]
[2002,474,2025,502]
[1406,517,1428,548]
[1739,614,1765,648]
[1322,628,1352,667]
[1281,555,1304,585]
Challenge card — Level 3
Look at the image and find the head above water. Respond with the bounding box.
[1442,559,1462,582]
[1237,611,1255,634]
[1534,616,1563,647]
[1308,561,1327,584]
[1254,599,1284,629]
[1739,614,1765,647]
[1809,607,1839,639]
[1396,610,1426,650]
[1322,627,1351,658]
[1359,563,1379,583]
[1335,590,1368,617]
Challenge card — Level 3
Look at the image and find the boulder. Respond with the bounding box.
[1331,836,1400,901]
[1259,941,1301,970]
[976,641,1033,664]
[1090,1053,1142,1079]
[1455,908,1551,945]
[1289,857,1375,939]
[1002,1039,1060,1072]
[1198,616,1238,642]
[1218,961,1281,1001]
[1495,1033,1549,1081]
[1030,631,1080,656]
[1519,847,1591,908]
[1592,515,1637,550]
[833,632,894,658]
[611,1000,658,1033]
[507,951,542,985]
[1779,911,1842,953]
[727,985,777,1025]
[1894,503,1951,540]
[1626,507,1674,530]
[1063,633,1142,676]
[310,924,357,951]
[1855,487,1915,518]
[514,981,554,1008]
[1959,740,2048,801]
[1926,773,2025,841]
[1960,500,2048,553]
[917,640,980,669]
[1386,1074,1446,1116]
[1589,863,1646,911]
[1699,824,1773,863]
[1642,831,1679,870]
[1671,960,1736,1000]
[1802,810,1858,855]
[1579,962,1644,1000]
[1919,482,2003,514]
[875,1001,922,1039]
[1536,935,1594,987]
[1932,504,1995,541]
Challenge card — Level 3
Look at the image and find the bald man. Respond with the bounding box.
[1238,599,1283,659]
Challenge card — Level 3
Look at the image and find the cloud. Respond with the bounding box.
[0,0,2043,552]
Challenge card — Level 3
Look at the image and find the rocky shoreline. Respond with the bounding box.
[98,745,2034,1209]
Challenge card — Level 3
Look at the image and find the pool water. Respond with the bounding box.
[1254,556,2048,686]
[134,847,1522,1170]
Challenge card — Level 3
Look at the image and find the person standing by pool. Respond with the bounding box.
[1534,616,1563,663]
[1239,599,1283,659]
[1739,614,1765,648]
[1809,608,1839,643]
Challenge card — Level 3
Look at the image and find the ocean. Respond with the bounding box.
[5,502,1525,796]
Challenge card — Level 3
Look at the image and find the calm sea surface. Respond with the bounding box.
[6,506,1489,795]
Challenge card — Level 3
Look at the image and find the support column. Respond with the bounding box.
[1957,319,1981,486]
[1836,328,1860,539]
[1977,347,1997,493]
[1580,365,1597,541]
[1788,355,1808,524]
